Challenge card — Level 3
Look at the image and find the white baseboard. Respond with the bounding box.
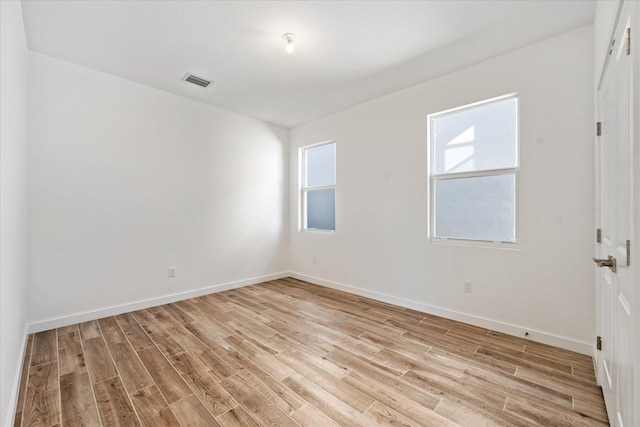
[4,324,29,427]
[289,272,594,355]
[27,272,288,333]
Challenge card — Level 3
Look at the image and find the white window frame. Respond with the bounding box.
[428,94,519,248]
[300,140,336,232]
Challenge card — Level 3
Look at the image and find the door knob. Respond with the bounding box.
[593,255,617,273]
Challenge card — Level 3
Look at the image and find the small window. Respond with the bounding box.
[429,95,518,245]
[301,141,336,231]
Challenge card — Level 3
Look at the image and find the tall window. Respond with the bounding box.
[301,141,336,231]
[429,94,518,245]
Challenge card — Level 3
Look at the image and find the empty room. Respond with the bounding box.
[1,0,638,426]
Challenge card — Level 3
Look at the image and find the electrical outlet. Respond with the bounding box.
[168,267,176,278]
[312,257,317,264]
[464,280,472,293]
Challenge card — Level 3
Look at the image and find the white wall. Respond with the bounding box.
[28,52,289,327]
[0,1,30,425]
[290,26,595,353]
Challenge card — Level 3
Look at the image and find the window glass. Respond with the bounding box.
[306,143,336,187]
[435,174,515,242]
[306,189,336,231]
[433,97,517,174]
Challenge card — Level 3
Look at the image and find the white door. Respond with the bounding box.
[595,3,636,426]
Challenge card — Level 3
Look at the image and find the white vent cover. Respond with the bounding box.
[182,73,213,88]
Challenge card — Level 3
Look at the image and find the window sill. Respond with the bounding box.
[430,237,520,250]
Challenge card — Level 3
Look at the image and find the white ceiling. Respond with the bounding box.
[21,0,596,128]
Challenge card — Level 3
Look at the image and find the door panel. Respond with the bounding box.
[596,3,636,427]
[597,51,615,413]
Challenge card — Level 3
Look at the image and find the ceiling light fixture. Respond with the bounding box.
[283,33,295,53]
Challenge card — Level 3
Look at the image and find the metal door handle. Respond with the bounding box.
[593,256,617,273]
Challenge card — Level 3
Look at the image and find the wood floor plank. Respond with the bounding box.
[450,326,521,347]
[128,309,156,325]
[178,334,235,381]
[174,299,198,313]
[216,406,260,427]
[226,293,267,313]
[267,319,336,354]
[327,346,408,379]
[98,316,127,345]
[270,336,350,379]
[60,370,101,426]
[464,366,573,408]
[131,310,184,357]
[171,394,221,427]
[521,338,594,367]
[184,309,235,339]
[162,303,194,324]
[574,395,610,423]
[515,366,605,400]
[428,346,518,376]
[130,385,180,427]
[422,313,491,335]
[402,329,480,354]
[94,376,141,426]
[116,314,154,351]
[58,331,85,375]
[342,371,447,426]
[328,347,466,413]
[478,345,573,374]
[574,366,598,382]
[168,351,237,417]
[183,321,237,355]
[282,372,375,427]
[137,346,192,404]
[276,350,374,412]
[78,320,102,340]
[57,324,79,336]
[224,309,279,339]
[13,410,22,427]
[23,361,60,427]
[360,330,432,361]
[15,278,609,427]
[435,398,522,427]
[221,350,305,415]
[446,328,526,352]
[292,404,342,427]
[402,368,508,414]
[83,336,118,384]
[197,294,233,315]
[505,396,608,426]
[220,374,299,427]
[108,341,154,394]
[15,334,34,418]
[224,332,279,358]
[366,400,453,427]
[146,306,191,339]
[31,330,57,366]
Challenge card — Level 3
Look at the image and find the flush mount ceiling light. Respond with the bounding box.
[283,33,295,53]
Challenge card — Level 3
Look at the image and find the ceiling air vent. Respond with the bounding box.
[182,73,212,88]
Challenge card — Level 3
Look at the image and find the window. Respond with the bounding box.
[429,95,518,245]
[301,141,336,231]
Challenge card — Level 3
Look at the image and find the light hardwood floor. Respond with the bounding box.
[14,277,608,426]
